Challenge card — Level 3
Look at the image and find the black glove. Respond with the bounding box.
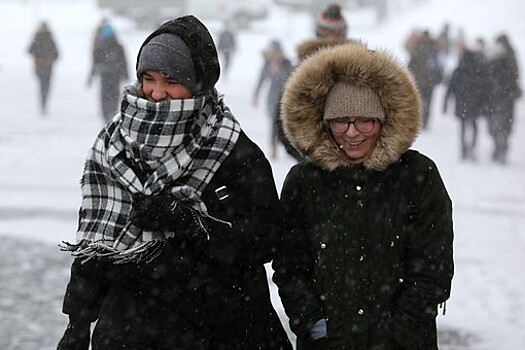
[129,193,174,231]
[130,193,206,237]
[57,317,90,350]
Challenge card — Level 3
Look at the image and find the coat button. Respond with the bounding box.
[320,243,327,249]
[359,255,364,261]
[356,185,362,191]
[358,309,364,315]
[398,278,404,283]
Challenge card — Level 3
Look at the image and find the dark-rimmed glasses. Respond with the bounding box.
[326,117,380,134]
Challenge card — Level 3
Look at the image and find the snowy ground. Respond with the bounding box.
[1,0,524,349]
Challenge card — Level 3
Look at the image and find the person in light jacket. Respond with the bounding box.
[272,41,454,350]
[57,15,292,350]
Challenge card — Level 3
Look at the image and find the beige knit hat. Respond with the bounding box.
[324,82,385,121]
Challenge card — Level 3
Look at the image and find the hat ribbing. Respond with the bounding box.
[324,82,385,121]
[136,33,197,93]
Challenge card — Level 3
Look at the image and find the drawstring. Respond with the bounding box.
[438,302,447,315]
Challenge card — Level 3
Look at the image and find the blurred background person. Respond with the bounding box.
[27,20,59,115]
[252,39,293,159]
[87,20,129,123]
[314,3,348,39]
[408,29,443,130]
[217,23,237,75]
[486,33,521,164]
[271,2,352,162]
[443,49,489,161]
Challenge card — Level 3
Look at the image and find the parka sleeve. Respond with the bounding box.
[62,257,112,322]
[271,165,325,337]
[204,148,286,267]
[393,157,454,349]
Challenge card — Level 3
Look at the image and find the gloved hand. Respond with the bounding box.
[130,193,205,237]
[309,318,327,340]
[129,193,174,230]
[57,317,91,350]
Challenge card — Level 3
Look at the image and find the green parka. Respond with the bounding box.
[272,41,454,350]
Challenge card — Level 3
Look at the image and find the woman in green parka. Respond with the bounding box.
[272,41,454,350]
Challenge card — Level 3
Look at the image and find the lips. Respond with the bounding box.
[345,140,366,147]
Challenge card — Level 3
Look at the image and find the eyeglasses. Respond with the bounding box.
[326,117,379,134]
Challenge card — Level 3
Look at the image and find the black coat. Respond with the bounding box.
[486,43,521,134]
[62,132,292,350]
[275,42,454,350]
[273,151,454,350]
[443,50,489,120]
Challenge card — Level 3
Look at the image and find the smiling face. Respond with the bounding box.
[141,70,193,102]
[328,117,382,161]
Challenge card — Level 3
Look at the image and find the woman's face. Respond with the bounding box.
[328,117,382,161]
[141,70,193,101]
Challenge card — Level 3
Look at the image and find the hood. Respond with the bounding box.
[296,37,351,62]
[136,15,220,96]
[281,42,421,171]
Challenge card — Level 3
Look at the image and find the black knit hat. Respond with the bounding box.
[136,15,220,96]
[136,34,197,93]
[315,4,348,38]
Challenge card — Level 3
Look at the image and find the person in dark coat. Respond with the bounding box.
[217,23,236,74]
[27,20,59,115]
[252,39,293,159]
[408,30,443,129]
[486,33,521,164]
[87,22,129,123]
[57,15,292,350]
[272,42,454,350]
[443,49,489,161]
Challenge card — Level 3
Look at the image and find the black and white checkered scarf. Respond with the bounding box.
[62,83,240,262]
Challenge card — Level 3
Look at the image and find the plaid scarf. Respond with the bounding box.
[62,83,240,262]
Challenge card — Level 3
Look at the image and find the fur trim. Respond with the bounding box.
[281,42,422,171]
[296,37,354,62]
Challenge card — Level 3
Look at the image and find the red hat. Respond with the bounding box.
[315,4,348,38]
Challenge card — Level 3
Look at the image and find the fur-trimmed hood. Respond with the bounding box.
[281,42,422,171]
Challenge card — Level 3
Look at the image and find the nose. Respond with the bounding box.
[345,122,360,137]
[150,84,167,101]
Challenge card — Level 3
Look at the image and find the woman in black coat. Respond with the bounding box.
[443,49,489,161]
[27,21,59,115]
[57,15,292,350]
[486,33,521,164]
[273,42,454,350]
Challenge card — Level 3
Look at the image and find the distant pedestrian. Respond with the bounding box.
[486,33,521,164]
[90,17,109,61]
[27,21,59,115]
[217,23,237,74]
[252,39,293,159]
[443,49,489,161]
[272,3,352,162]
[87,22,129,123]
[437,22,451,56]
[314,3,348,39]
[408,30,443,129]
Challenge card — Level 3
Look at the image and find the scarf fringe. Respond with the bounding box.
[60,240,161,264]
